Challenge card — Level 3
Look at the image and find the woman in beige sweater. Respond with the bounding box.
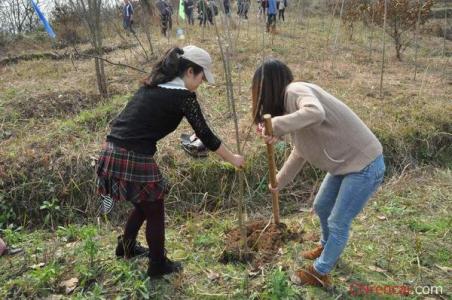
[252,59,385,287]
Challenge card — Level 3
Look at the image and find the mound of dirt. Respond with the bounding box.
[5,91,101,120]
[220,220,304,267]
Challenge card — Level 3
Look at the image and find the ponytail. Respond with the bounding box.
[143,47,184,87]
[142,47,204,88]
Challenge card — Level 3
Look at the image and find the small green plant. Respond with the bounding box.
[40,198,61,230]
[56,224,81,242]
[29,262,61,288]
[78,282,105,299]
[262,267,301,300]
[76,263,101,288]
[80,226,99,267]
[0,195,16,229]
[131,274,151,299]
[1,227,24,245]
[194,233,217,248]
[108,260,135,283]
[74,225,101,288]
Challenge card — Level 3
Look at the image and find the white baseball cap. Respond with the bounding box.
[181,45,215,84]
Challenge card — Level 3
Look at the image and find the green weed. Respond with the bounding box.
[262,267,301,300]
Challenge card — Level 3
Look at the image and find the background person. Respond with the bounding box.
[277,0,287,21]
[184,0,195,25]
[156,0,173,36]
[122,0,135,33]
[266,0,277,32]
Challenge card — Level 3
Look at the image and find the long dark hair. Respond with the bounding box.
[143,47,204,88]
[251,59,294,124]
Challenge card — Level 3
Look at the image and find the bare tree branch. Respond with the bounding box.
[72,46,147,73]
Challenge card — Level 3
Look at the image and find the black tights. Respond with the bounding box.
[123,199,165,261]
[278,9,285,21]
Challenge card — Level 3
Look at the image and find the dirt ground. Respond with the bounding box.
[220,219,307,267]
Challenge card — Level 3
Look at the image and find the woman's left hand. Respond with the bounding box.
[257,124,280,144]
[268,183,279,193]
[263,135,279,145]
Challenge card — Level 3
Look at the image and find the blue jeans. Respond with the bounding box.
[312,154,385,275]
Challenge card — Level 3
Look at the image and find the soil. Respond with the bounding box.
[4,91,101,120]
[0,43,137,66]
[220,219,305,267]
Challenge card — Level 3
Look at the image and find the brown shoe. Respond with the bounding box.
[301,245,324,260]
[293,265,331,287]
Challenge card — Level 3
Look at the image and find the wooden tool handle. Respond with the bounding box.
[263,114,280,224]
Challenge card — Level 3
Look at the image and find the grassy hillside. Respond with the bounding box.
[0,168,450,299]
[0,3,451,299]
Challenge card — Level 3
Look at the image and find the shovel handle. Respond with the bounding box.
[263,114,280,224]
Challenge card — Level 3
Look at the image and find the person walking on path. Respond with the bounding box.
[266,0,277,32]
[198,0,212,26]
[223,0,231,16]
[96,46,245,278]
[277,0,287,21]
[156,0,173,36]
[122,0,135,33]
[184,0,195,25]
[251,59,385,287]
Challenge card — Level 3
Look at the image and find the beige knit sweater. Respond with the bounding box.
[272,82,383,189]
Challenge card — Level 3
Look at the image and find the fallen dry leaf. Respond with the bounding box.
[435,264,452,273]
[248,270,260,278]
[65,242,78,248]
[30,262,45,269]
[290,273,301,285]
[355,252,364,258]
[368,265,386,273]
[206,270,220,281]
[59,277,78,294]
[45,295,64,300]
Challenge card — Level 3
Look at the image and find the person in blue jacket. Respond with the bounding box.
[267,0,277,32]
[122,0,135,33]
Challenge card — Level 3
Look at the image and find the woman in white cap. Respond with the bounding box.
[96,46,244,277]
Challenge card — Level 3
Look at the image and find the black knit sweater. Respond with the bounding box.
[107,86,221,155]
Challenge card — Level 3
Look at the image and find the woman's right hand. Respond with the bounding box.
[215,144,245,169]
[231,154,245,169]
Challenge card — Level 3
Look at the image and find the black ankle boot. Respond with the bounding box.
[147,257,182,277]
[115,235,149,258]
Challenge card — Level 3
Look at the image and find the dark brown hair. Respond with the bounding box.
[143,47,204,88]
[251,59,294,124]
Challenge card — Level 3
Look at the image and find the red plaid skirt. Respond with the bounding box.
[96,142,166,203]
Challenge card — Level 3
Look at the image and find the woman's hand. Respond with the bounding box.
[257,123,280,145]
[263,135,279,145]
[256,122,265,134]
[215,144,245,169]
[268,183,279,193]
[231,154,245,169]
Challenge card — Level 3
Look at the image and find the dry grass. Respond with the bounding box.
[0,7,451,226]
[0,8,451,298]
[0,168,450,299]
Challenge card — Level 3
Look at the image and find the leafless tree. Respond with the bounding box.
[139,0,155,57]
[0,0,40,35]
[68,0,108,98]
[372,0,434,61]
[379,0,387,98]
